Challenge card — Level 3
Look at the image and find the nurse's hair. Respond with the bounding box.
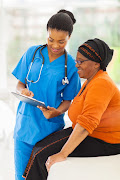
[47,9,76,36]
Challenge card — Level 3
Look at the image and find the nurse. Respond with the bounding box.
[12,9,81,180]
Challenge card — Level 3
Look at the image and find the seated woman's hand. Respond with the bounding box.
[45,152,67,172]
[37,106,61,119]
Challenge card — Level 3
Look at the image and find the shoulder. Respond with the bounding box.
[90,71,117,93]
[19,45,43,65]
[26,45,42,55]
[66,52,77,71]
[67,52,75,64]
[23,45,43,63]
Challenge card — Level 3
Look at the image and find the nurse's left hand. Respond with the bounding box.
[37,106,61,119]
[45,152,67,172]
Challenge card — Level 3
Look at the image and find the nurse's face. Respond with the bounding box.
[47,28,70,56]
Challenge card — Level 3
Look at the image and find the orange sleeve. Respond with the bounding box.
[76,79,115,134]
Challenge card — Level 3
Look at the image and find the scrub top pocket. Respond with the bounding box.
[14,112,31,140]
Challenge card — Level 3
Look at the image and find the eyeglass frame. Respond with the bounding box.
[75,59,90,65]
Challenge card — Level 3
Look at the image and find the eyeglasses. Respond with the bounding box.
[75,60,89,65]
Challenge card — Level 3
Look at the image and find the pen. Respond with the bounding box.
[25,79,30,94]
[26,83,30,94]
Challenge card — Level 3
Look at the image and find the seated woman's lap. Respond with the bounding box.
[24,127,120,180]
[33,127,120,160]
[33,127,73,160]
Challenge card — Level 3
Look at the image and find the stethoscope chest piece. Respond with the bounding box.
[62,77,69,85]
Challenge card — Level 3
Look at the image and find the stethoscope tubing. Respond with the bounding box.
[25,44,69,86]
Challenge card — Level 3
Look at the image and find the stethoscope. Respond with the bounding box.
[25,44,69,87]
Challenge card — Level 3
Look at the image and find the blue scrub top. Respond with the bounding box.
[12,45,81,145]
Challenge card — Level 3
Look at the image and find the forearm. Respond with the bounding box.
[16,80,26,93]
[60,123,89,157]
[39,100,71,119]
[45,123,89,171]
[57,100,71,114]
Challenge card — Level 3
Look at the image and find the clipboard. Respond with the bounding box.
[11,92,48,109]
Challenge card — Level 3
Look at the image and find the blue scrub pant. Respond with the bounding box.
[14,139,34,180]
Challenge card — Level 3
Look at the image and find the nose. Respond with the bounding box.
[75,63,80,68]
[52,42,59,49]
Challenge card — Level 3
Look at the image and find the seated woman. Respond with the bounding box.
[23,38,120,180]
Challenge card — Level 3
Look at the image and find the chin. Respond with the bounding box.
[52,51,61,55]
[77,71,82,76]
[78,72,85,79]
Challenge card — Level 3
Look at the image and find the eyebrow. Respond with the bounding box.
[49,37,65,41]
[77,58,85,61]
[77,57,89,61]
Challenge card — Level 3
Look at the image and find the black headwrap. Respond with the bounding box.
[78,38,114,71]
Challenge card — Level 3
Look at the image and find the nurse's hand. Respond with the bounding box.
[21,88,34,97]
[37,106,61,119]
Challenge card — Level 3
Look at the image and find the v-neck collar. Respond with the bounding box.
[78,81,87,96]
[46,46,65,64]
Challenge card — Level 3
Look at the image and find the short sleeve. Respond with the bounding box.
[12,46,37,84]
[63,71,81,100]
[76,79,115,134]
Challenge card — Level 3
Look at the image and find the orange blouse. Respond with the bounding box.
[68,70,120,144]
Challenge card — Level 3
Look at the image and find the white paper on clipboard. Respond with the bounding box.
[11,92,48,109]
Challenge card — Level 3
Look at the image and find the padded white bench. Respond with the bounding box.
[47,155,120,180]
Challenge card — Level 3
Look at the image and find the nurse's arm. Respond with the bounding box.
[16,80,34,97]
[57,100,71,113]
[38,100,71,119]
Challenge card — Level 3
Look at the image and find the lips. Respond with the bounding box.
[77,68,82,71]
[51,48,60,53]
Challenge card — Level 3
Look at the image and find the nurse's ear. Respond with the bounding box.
[68,35,71,40]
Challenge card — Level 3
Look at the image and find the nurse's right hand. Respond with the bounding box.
[21,88,34,97]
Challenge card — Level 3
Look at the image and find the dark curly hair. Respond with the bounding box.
[47,9,76,36]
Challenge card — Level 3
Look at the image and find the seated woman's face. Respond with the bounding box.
[75,52,100,80]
